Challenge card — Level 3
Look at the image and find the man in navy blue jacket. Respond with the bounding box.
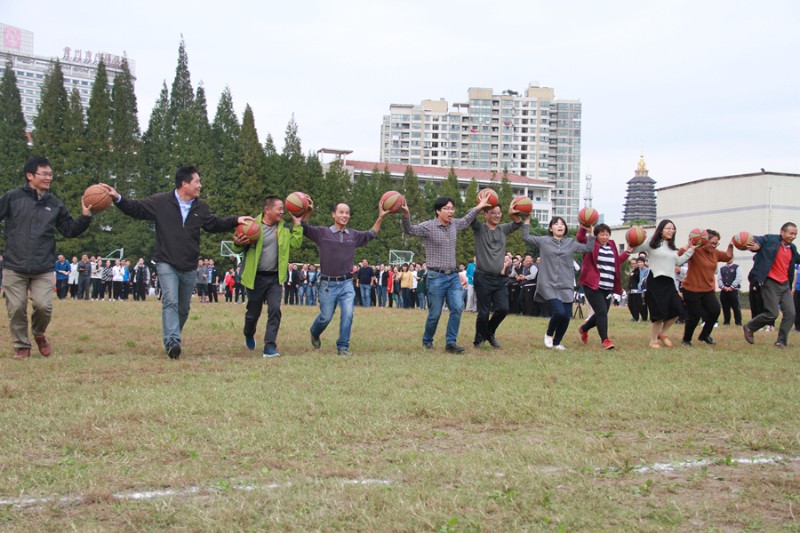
[743,222,800,348]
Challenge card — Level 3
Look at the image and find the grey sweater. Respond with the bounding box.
[521,224,595,302]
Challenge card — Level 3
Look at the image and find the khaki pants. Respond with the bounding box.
[4,270,54,350]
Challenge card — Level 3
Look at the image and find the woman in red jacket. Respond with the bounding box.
[576,223,629,349]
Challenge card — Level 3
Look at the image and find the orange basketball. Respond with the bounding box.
[236,220,261,244]
[477,188,499,208]
[510,196,533,214]
[626,226,647,247]
[732,231,754,250]
[380,190,404,213]
[689,228,709,247]
[285,192,311,217]
[577,207,599,227]
[82,184,112,213]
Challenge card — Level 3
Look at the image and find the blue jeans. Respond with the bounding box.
[306,285,317,306]
[547,298,573,346]
[156,263,196,350]
[417,290,427,310]
[298,285,307,305]
[310,279,355,350]
[376,285,387,307]
[423,271,464,346]
[359,285,372,307]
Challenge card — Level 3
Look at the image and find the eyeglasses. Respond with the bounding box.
[35,172,54,177]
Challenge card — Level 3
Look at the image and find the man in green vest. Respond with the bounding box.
[234,196,303,357]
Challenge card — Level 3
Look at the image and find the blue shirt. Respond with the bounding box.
[174,190,194,224]
[55,260,71,280]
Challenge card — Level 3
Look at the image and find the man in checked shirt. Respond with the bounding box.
[401,195,492,352]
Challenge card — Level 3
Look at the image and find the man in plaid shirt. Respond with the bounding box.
[401,195,491,352]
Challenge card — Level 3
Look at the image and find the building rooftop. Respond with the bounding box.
[345,160,552,188]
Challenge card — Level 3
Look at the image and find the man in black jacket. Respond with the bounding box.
[0,156,93,359]
[104,166,252,359]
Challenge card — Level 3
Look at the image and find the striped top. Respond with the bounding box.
[597,244,616,290]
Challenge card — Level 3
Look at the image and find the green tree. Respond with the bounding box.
[0,59,29,194]
[399,166,425,258]
[54,88,90,258]
[106,56,151,261]
[173,84,211,172]
[32,60,70,170]
[85,59,112,187]
[263,133,282,196]
[167,38,194,133]
[141,83,172,195]
[279,114,308,197]
[440,167,464,214]
[207,86,240,216]
[235,104,266,216]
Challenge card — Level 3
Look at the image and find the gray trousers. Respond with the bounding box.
[4,270,54,350]
[747,278,795,345]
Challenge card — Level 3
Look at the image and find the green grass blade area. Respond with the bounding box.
[1,300,798,530]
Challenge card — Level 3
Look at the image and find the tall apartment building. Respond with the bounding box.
[0,23,135,132]
[381,84,581,225]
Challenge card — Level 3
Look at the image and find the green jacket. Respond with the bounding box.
[236,214,303,289]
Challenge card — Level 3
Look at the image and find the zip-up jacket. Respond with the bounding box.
[0,184,92,275]
[116,191,238,272]
[749,233,800,285]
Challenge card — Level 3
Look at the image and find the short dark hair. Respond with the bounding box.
[331,202,350,214]
[594,223,611,236]
[175,166,199,190]
[547,216,567,236]
[781,222,797,232]
[706,229,720,240]
[434,197,454,213]
[24,156,51,177]
[263,195,281,210]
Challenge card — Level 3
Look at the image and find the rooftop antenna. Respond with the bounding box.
[584,173,593,207]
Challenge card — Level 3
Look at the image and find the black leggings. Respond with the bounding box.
[582,286,613,341]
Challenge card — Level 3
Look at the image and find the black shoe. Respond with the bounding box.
[681,340,692,347]
[488,336,501,349]
[310,334,321,349]
[445,343,465,353]
[473,341,484,349]
[699,336,716,345]
[423,342,434,350]
[337,348,352,356]
[743,325,755,344]
[167,343,181,359]
[775,341,787,349]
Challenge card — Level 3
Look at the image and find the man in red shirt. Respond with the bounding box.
[743,222,800,348]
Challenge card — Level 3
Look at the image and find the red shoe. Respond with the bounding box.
[34,335,52,357]
[578,326,588,344]
[13,347,31,359]
[602,339,615,350]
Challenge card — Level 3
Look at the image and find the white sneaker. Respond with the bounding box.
[553,344,567,351]
[544,334,554,348]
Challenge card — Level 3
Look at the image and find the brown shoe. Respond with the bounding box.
[13,347,31,360]
[742,325,755,344]
[657,334,672,347]
[34,335,52,357]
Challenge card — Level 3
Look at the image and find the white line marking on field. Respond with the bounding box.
[1,455,798,509]
[0,478,392,509]
[633,454,799,474]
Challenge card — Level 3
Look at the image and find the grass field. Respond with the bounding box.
[1,298,798,531]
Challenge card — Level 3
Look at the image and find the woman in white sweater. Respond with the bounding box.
[630,219,696,348]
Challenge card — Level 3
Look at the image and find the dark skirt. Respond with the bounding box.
[646,273,683,322]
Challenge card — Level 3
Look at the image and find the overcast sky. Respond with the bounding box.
[5,0,799,224]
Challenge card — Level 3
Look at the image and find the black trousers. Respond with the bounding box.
[682,289,720,342]
[245,272,283,350]
[628,292,647,321]
[56,278,69,299]
[474,271,509,343]
[720,290,742,325]
[582,286,613,341]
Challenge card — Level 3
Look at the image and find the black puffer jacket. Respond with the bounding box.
[116,191,238,272]
[0,184,92,275]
